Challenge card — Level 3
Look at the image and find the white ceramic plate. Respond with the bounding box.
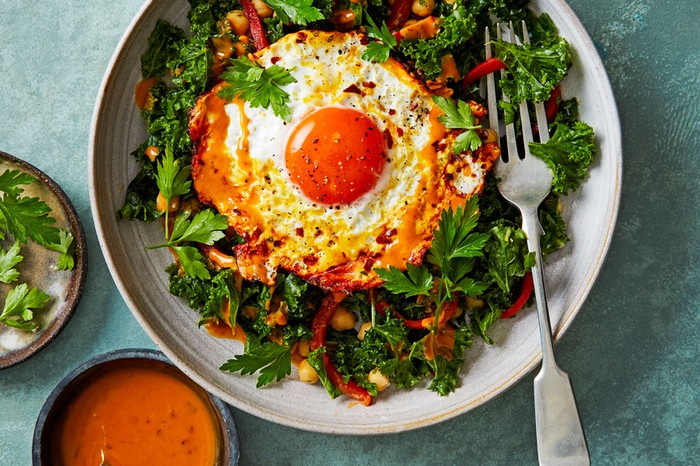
[89,0,621,434]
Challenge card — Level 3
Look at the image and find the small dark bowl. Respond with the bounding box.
[32,349,239,465]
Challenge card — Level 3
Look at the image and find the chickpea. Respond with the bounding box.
[297,340,310,357]
[226,10,249,36]
[482,128,499,144]
[466,296,485,310]
[357,321,372,340]
[252,0,273,19]
[330,306,357,331]
[333,8,357,30]
[411,0,435,18]
[298,359,319,384]
[368,369,390,392]
[156,193,179,213]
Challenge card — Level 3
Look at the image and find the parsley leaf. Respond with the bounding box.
[0,283,50,331]
[218,57,296,121]
[44,230,75,271]
[0,190,61,246]
[375,196,489,341]
[362,14,397,63]
[432,96,483,153]
[428,197,489,266]
[0,167,75,269]
[167,210,228,245]
[154,147,191,238]
[171,245,212,281]
[375,264,433,298]
[220,341,292,387]
[264,0,324,26]
[0,169,34,198]
[148,209,228,280]
[0,241,22,283]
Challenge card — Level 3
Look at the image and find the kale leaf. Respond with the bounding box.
[398,5,477,80]
[141,20,185,79]
[529,120,596,194]
[494,18,570,103]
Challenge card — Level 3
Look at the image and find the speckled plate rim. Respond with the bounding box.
[0,151,88,370]
[89,0,622,434]
[31,348,240,465]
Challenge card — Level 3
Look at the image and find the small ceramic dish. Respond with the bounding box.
[0,151,87,369]
[32,348,240,466]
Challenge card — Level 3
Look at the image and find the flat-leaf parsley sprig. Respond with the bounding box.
[148,209,229,280]
[154,147,191,238]
[263,0,324,26]
[375,196,490,332]
[432,96,483,154]
[362,13,398,63]
[0,166,75,270]
[0,241,23,284]
[0,283,51,331]
[220,337,292,388]
[217,56,296,121]
[150,147,228,280]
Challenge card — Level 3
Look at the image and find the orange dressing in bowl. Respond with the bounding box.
[53,362,221,466]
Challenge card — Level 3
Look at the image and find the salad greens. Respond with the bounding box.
[119,0,596,403]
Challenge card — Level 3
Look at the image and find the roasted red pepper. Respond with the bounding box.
[386,0,412,31]
[372,293,459,330]
[461,57,507,89]
[500,272,534,319]
[311,294,373,406]
[323,353,373,406]
[545,85,562,123]
[240,0,269,50]
[310,294,338,350]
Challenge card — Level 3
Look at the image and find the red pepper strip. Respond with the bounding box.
[310,294,338,350]
[386,0,412,31]
[545,85,562,122]
[240,0,269,50]
[396,298,459,330]
[461,58,507,90]
[311,294,373,406]
[323,353,373,406]
[500,272,534,319]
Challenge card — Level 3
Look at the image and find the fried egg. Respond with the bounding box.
[190,30,499,292]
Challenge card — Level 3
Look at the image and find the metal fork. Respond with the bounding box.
[485,22,590,466]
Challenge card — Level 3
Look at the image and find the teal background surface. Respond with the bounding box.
[1,0,698,464]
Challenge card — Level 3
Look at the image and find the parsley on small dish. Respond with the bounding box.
[0,151,87,369]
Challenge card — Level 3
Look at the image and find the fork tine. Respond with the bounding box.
[497,23,519,162]
[509,21,537,153]
[521,21,550,144]
[484,27,499,136]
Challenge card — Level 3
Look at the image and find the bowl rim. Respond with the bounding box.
[31,348,240,465]
[0,150,88,370]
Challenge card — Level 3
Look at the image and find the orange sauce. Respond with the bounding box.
[54,362,221,466]
[134,77,157,111]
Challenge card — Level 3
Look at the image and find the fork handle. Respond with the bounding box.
[521,207,590,466]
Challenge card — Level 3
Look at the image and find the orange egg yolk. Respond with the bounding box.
[285,106,386,205]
